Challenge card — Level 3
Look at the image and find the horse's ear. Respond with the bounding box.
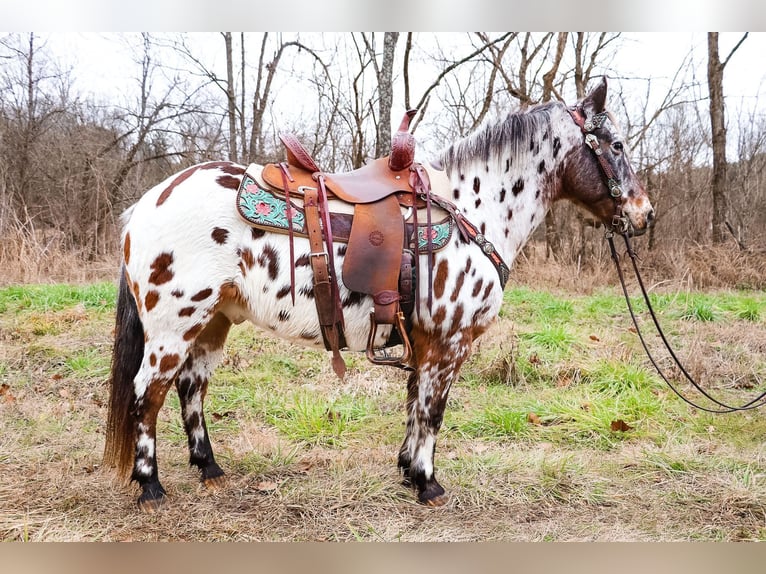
[583,76,608,114]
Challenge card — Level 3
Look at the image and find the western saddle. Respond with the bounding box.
[260,110,431,378]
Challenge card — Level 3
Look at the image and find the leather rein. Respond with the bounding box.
[570,106,766,413]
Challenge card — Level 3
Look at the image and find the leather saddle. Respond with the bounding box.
[260,110,429,378]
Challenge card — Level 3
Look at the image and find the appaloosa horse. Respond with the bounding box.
[104,77,654,511]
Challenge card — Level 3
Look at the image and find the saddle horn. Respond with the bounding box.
[388,109,417,172]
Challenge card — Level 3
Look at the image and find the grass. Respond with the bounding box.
[0,281,765,541]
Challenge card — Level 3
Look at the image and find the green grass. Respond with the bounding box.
[0,282,116,313]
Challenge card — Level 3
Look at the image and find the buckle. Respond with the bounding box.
[611,214,631,235]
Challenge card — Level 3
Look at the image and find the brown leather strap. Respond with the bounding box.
[303,187,346,378]
[410,164,434,312]
[278,163,297,305]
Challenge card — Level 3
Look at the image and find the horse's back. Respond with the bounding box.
[122,162,251,330]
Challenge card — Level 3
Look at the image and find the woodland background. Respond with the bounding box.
[0,32,764,286]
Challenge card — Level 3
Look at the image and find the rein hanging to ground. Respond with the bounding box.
[608,232,766,413]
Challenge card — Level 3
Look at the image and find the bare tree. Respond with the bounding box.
[708,32,748,244]
[223,32,238,162]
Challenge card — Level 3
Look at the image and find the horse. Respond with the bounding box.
[103,77,655,511]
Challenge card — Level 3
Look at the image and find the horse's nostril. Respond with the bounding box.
[646,209,655,226]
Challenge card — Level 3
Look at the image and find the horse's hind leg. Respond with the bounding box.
[174,312,232,488]
[131,341,189,512]
[398,328,472,506]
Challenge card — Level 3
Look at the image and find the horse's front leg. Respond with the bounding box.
[398,327,472,506]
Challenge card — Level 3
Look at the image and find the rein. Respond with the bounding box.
[569,105,766,413]
[607,232,766,413]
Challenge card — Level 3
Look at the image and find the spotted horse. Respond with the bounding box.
[104,77,654,511]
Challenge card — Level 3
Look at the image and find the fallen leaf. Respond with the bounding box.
[527,412,542,425]
[51,373,63,381]
[0,383,9,396]
[611,419,633,432]
[589,334,600,342]
[628,327,637,334]
[556,376,572,388]
[211,411,234,421]
[58,388,69,398]
[255,480,278,492]
[296,461,314,473]
[528,353,540,365]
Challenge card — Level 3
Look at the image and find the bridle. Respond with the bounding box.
[569,105,766,413]
[567,106,632,235]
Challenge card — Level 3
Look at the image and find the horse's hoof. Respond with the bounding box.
[138,496,166,513]
[203,474,226,490]
[423,493,450,507]
[137,481,167,512]
[417,480,448,507]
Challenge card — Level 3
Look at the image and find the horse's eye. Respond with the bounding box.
[612,141,624,153]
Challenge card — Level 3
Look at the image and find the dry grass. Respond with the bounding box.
[1,272,765,541]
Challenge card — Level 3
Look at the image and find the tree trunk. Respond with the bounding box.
[375,32,399,158]
[707,32,728,244]
[224,32,238,163]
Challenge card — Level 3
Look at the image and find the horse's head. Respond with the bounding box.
[561,77,654,236]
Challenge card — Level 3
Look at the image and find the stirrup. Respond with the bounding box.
[366,310,413,368]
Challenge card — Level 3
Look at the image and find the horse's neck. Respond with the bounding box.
[446,109,576,266]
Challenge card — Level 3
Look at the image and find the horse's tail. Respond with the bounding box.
[103,267,143,481]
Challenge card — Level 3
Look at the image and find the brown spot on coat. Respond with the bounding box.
[211,227,229,244]
[159,353,181,373]
[433,260,449,299]
[251,227,265,240]
[276,285,292,299]
[149,253,174,285]
[512,178,525,196]
[123,233,131,265]
[240,247,255,270]
[149,353,157,367]
[145,290,160,312]
[471,279,484,297]
[199,161,245,176]
[257,245,279,280]
[448,304,465,336]
[157,166,201,206]
[216,175,240,190]
[171,289,184,298]
[179,306,195,317]
[190,288,213,302]
[483,281,495,300]
[450,271,465,303]
[473,177,480,194]
[432,305,447,326]
[183,324,204,341]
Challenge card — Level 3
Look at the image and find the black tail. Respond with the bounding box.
[103,268,144,481]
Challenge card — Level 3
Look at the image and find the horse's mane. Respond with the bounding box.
[440,101,562,175]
